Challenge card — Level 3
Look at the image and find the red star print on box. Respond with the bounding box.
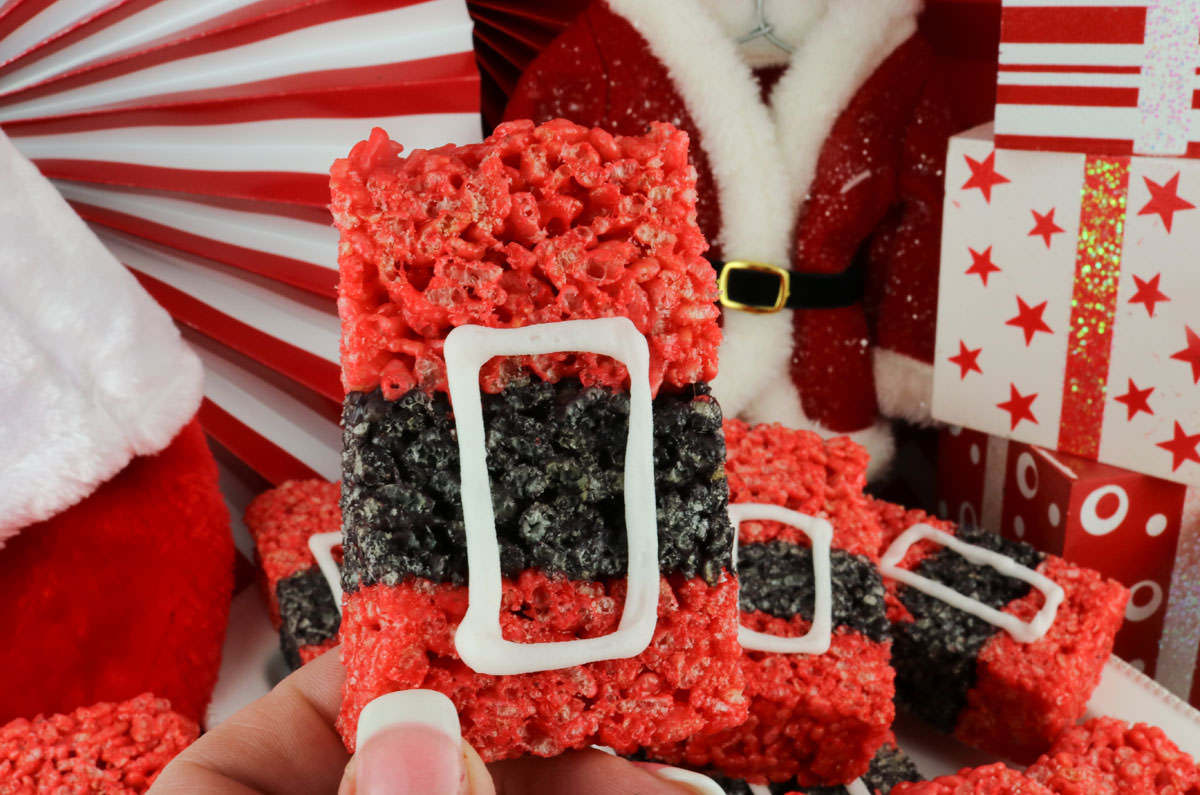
[1006,296,1054,345]
[936,127,1200,486]
[1028,208,1065,248]
[1113,379,1154,420]
[1170,325,1200,383]
[949,341,983,379]
[1128,273,1170,317]
[962,151,1010,203]
[1138,173,1195,233]
[997,383,1038,429]
[1157,422,1200,471]
[965,246,1002,286]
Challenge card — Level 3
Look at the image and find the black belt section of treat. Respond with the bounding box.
[892,524,1046,732]
[276,567,342,670]
[737,540,890,643]
[340,380,733,592]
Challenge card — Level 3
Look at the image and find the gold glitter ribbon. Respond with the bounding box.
[1058,155,1131,458]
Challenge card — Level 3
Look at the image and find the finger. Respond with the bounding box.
[341,690,494,795]
[488,749,723,795]
[151,648,349,795]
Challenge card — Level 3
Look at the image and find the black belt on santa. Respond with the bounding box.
[710,251,868,314]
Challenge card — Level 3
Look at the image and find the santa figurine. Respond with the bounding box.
[505,0,956,476]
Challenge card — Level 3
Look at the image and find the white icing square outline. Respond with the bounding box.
[445,318,659,675]
[307,531,344,616]
[879,523,1065,644]
[730,503,833,655]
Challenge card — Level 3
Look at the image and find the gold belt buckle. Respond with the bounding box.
[718,260,791,314]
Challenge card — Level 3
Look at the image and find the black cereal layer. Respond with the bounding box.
[737,540,890,643]
[892,524,1045,732]
[276,567,342,670]
[340,381,733,591]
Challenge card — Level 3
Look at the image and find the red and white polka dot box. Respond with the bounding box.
[933,123,1200,487]
[937,425,1200,709]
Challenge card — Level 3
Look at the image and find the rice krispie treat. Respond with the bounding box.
[873,502,1128,763]
[647,422,893,787]
[331,118,744,759]
[245,479,342,668]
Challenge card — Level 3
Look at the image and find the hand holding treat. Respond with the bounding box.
[151,650,722,795]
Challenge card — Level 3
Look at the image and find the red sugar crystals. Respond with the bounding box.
[722,419,880,557]
[331,119,719,400]
[0,694,198,793]
[338,574,744,759]
[1025,716,1200,794]
[891,763,1054,794]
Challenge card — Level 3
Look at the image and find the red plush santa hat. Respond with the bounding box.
[505,0,956,477]
[0,128,234,726]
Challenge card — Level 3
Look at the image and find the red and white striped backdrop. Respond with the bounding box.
[0,0,481,485]
[995,0,1200,156]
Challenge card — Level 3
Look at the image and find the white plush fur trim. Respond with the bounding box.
[746,377,895,480]
[604,0,919,426]
[0,131,203,544]
[874,348,935,425]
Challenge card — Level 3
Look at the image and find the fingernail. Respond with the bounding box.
[354,690,465,795]
[633,762,726,795]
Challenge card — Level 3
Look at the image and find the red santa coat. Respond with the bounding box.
[505,0,955,475]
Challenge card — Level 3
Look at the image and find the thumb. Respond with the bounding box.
[339,690,494,795]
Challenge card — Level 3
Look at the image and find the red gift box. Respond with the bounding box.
[938,425,1200,708]
[995,0,1200,157]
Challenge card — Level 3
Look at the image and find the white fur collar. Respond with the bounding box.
[0,130,203,544]
[604,0,919,455]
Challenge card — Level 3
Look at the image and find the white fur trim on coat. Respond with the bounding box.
[874,348,935,425]
[603,0,920,431]
[0,130,203,544]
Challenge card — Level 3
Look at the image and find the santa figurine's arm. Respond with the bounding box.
[500,7,611,130]
[865,49,959,426]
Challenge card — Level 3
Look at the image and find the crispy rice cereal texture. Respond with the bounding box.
[331,118,719,399]
[0,694,198,793]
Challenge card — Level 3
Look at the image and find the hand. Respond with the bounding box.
[151,648,722,794]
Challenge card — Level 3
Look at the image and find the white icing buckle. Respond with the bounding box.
[445,318,659,675]
[730,503,833,655]
[308,531,344,616]
[879,523,1065,644]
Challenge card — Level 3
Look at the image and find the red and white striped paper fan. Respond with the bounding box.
[0,0,481,484]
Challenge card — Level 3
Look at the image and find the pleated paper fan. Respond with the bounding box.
[0,0,481,484]
[465,0,587,130]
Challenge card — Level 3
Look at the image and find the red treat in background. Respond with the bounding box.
[332,118,720,400]
[722,419,880,558]
[246,479,341,627]
[890,763,1054,795]
[333,118,743,762]
[0,420,233,726]
[1025,716,1200,794]
[646,422,893,786]
[873,500,1129,763]
[339,573,743,759]
[0,693,199,793]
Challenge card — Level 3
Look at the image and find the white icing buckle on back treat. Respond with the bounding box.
[730,503,833,655]
[880,523,1065,644]
[445,318,660,675]
[308,531,344,616]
